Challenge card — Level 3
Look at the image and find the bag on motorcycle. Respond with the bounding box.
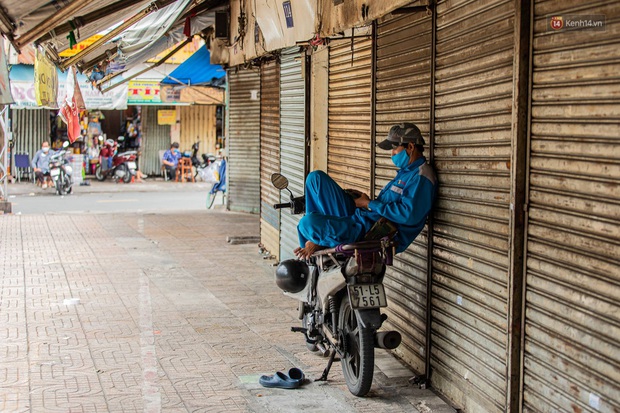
[363,218,398,241]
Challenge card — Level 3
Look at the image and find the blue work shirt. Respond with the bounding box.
[353,156,437,253]
[162,149,181,167]
[31,149,57,173]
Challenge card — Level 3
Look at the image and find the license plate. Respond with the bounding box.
[348,284,387,309]
[50,169,60,177]
[127,162,137,170]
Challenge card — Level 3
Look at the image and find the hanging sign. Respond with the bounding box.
[157,109,176,125]
[127,80,162,104]
[34,48,58,107]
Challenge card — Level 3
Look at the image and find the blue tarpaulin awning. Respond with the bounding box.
[160,45,224,86]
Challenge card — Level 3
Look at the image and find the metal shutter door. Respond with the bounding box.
[228,68,261,214]
[260,60,281,260]
[375,11,432,375]
[141,106,172,176]
[328,37,372,194]
[432,1,515,411]
[522,2,620,412]
[279,48,306,261]
[10,109,49,172]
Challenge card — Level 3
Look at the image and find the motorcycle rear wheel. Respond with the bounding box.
[95,165,106,181]
[338,294,374,396]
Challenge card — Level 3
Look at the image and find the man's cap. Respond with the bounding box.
[377,123,425,150]
[171,142,180,148]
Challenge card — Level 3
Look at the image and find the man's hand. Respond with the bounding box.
[34,168,41,172]
[354,193,371,209]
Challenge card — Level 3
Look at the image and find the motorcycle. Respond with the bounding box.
[271,173,402,396]
[49,141,73,196]
[190,141,216,180]
[95,150,137,183]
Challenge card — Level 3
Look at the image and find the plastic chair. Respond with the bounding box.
[14,153,32,182]
[176,157,194,183]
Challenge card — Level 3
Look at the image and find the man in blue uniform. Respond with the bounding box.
[295,123,437,258]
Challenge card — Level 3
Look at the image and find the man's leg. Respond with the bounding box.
[304,170,356,217]
[34,171,44,184]
[297,213,364,250]
[165,166,176,180]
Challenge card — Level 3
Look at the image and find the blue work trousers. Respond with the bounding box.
[297,171,365,248]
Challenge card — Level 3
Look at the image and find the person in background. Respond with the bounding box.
[162,142,181,181]
[31,141,56,189]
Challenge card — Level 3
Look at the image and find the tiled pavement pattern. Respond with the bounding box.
[0,211,454,413]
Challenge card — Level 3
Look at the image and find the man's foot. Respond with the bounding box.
[294,241,324,259]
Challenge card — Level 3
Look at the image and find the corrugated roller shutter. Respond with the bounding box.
[228,68,261,214]
[375,11,432,375]
[260,60,281,260]
[10,109,49,172]
[279,47,306,261]
[522,2,620,412]
[432,1,514,411]
[180,105,218,155]
[328,37,372,194]
[141,106,172,176]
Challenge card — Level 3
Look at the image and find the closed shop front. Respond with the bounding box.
[260,59,281,259]
[179,105,219,155]
[10,109,49,172]
[228,67,261,214]
[431,1,515,411]
[374,10,432,375]
[140,106,172,176]
[327,36,372,194]
[522,1,620,412]
[279,47,307,261]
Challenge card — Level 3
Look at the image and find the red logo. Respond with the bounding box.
[550,16,564,30]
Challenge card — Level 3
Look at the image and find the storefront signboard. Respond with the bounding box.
[157,109,176,125]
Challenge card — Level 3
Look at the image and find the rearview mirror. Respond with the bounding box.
[271,173,289,190]
[62,141,70,148]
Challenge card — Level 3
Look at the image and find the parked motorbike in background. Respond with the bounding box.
[95,149,137,183]
[190,141,216,180]
[49,141,73,195]
[271,173,402,397]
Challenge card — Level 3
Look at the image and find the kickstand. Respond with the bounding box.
[316,348,337,382]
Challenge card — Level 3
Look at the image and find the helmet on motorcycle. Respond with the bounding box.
[275,259,310,293]
[105,139,115,147]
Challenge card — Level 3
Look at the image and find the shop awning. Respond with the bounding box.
[160,45,224,86]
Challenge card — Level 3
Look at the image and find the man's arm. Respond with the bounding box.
[367,176,435,226]
[31,151,40,170]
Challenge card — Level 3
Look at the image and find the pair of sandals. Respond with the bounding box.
[259,368,305,389]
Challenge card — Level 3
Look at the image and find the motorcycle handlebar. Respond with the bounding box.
[273,202,290,209]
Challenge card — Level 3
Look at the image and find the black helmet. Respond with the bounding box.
[275,259,310,293]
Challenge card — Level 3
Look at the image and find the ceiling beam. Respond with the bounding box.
[59,0,178,71]
[34,0,142,45]
[14,0,92,50]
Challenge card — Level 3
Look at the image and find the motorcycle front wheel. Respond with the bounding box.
[95,165,106,181]
[338,294,374,396]
[121,164,132,183]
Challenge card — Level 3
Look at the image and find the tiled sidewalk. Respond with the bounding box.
[0,211,454,413]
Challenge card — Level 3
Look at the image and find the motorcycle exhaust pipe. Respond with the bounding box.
[375,331,402,350]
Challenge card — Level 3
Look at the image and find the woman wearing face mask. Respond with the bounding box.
[31,141,57,189]
[294,123,438,259]
[161,142,182,181]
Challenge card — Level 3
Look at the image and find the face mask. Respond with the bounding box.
[391,148,410,169]
[174,149,180,154]
[42,147,50,153]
